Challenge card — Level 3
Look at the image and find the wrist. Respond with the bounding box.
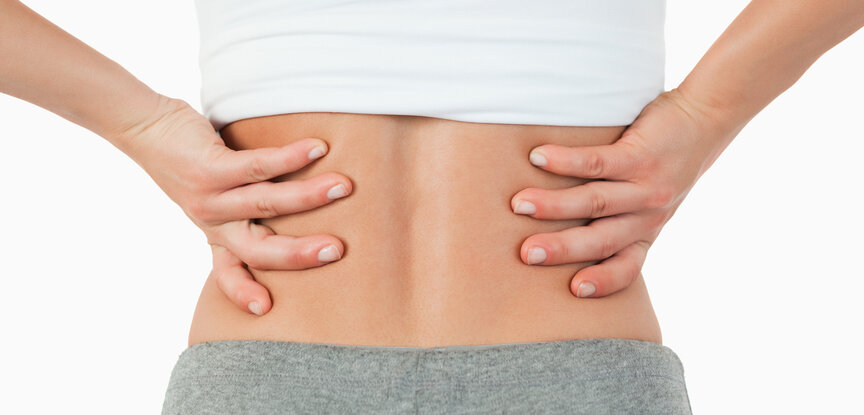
[660,87,748,179]
[671,83,753,134]
[104,94,191,155]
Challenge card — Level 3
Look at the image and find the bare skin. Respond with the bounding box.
[187,113,664,348]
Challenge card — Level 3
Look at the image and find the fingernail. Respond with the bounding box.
[327,183,348,199]
[318,244,341,262]
[527,247,547,264]
[577,282,596,298]
[529,150,547,167]
[308,145,327,160]
[248,301,263,316]
[513,200,536,215]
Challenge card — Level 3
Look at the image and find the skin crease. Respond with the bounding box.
[187,113,665,348]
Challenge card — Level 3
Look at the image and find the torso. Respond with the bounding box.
[187,112,663,348]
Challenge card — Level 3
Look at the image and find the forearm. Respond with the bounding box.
[676,0,864,128]
[0,0,173,153]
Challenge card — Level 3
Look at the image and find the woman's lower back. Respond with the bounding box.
[186,112,663,348]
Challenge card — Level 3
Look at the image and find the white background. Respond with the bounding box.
[1,1,862,413]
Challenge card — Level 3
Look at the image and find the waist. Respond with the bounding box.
[187,112,662,348]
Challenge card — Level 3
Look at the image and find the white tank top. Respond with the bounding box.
[194,0,666,131]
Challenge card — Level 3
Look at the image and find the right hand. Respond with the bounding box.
[511,88,740,298]
[114,96,353,316]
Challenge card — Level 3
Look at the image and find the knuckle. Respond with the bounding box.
[541,195,561,217]
[202,204,224,224]
[648,185,676,209]
[285,246,306,267]
[223,280,248,296]
[231,242,263,269]
[187,199,214,222]
[547,237,568,262]
[213,271,231,293]
[208,240,224,254]
[559,241,571,262]
[248,220,277,238]
[597,236,616,259]
[205,224,229,246]
[242,253,266,270]
[588,190,608,218]
[204,233,217,245]
[584,151,605,177]
[637,148,661,172]
[635,240,653,251]
[627,268,640,286]
[212,262,227,279]
[245,157,269,182]
[299,184,322,205]
[255,197,277,218]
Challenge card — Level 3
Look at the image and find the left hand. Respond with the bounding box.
[511,88,744,298]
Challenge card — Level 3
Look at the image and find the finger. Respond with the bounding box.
[528,141,647,181]
[208,138,330,188]
[512,180,657,220]
[520,212,648,265]
[211,220,345,270]
[569,241,651,298]
[206,172,352,222]
[211,244,273,315]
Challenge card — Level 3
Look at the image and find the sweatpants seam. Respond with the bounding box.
[414,351,421,415]
[166,371,686,389]
[177,339,680,363]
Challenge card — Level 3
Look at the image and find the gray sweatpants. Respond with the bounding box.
[161,337,691,414]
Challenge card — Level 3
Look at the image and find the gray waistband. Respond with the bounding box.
[167,337,685,388]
